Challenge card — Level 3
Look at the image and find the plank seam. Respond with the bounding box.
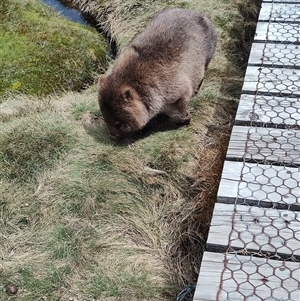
[234,120,300,131]
[263,1,300,3]
[224,156,300,168]
[254,39,300,45]
[258,20,300,24]
[241,90,299,99]
[206,245,300,262]
[216,196,300,211]
[247,63,300,69]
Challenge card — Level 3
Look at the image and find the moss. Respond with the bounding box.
[0,0,107,98]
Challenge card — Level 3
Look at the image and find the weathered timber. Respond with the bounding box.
[193,252,300,301]
[217,161,300,210]
[226,126,300,165]
[263,0,300,3]
[241,66,300,97]
[254,22,300,43]
[259,3,300,22]
[194,2,300,300]
[206,203,300,259]
[248,43,300,67]
[235,94,300,127]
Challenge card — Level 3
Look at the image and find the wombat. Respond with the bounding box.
[98,8,217,139]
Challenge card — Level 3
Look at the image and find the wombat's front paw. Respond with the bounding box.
[180,115,191,125]
[173,112,191,125]
[180,116,191,125]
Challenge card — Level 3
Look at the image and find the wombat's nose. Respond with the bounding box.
[109,132,121,140]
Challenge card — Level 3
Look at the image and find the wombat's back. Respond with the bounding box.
[126,8,217,93]
[131,8,217,68]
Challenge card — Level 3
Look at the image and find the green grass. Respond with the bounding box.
[0,0,260,300]
[0,0,107,98]
[15,265,71,301]
[87,271,164,299]
[0,113,75,181]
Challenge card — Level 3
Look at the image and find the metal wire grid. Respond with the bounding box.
[241,128,299,165]
[218,253,299,301]
[260,2,300,23]
[216,1,300,300]
[245,95,299,127]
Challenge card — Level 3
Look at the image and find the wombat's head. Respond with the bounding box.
[98,75,149,139]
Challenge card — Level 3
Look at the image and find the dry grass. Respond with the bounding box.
[0,0,260,300]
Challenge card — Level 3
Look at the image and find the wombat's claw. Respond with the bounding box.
[182,112,192,124]
[180,117,191,125]
[175,114,191,125]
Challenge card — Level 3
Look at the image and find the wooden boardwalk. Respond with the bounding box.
[193,1,299,300]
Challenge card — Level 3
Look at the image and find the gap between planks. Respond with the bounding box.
[263,0,300,3]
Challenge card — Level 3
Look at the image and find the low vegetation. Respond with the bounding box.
[0,0,107,97]
[1,0,260,300]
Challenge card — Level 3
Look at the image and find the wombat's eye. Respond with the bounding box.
[114,121,122,129]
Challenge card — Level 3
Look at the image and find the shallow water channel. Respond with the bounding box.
[41,0,117,57]
[41,0,88,24]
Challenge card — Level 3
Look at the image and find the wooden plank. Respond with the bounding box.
[226,126,300,165]
[254,22,300,43]
[194,3,300,301]
[193,252,300,301]
[217,161,300,210]
[235,94,300,127]
[242,66,300,97]
[259,3,300,22]
[263,0,300,3]
[248,43,300,67]
[206,203,300,259]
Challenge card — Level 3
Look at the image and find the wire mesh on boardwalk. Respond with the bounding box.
[202,1,300,300]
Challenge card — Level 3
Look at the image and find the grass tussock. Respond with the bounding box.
[0,0,260,300]
[0,113,74,181]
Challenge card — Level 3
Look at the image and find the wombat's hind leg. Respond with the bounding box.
[194,79,204,96]
[166,80,193,124]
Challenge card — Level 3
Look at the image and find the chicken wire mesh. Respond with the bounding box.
[214,1,300,300]
[218,252,299,301]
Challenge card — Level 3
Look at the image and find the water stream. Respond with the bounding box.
[41,0,88,25]
[41,0,117,57]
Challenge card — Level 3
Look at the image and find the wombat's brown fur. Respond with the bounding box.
[98,8,217,139]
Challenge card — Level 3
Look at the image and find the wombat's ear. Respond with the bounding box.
[122,87,134,102]
[98,75,107,89]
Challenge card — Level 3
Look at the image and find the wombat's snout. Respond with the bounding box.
[105,128,121,140]
[109,132,121,140]
[107,127,130,140]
